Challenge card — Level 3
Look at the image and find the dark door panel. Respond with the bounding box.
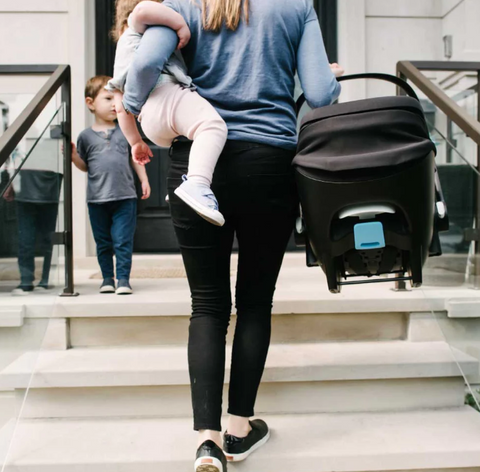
[133,144,180,252]
[96,0,337,253]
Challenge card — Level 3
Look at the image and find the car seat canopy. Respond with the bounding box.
[294,96,437,173]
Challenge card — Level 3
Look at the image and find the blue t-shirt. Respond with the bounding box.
[124,0,341,150]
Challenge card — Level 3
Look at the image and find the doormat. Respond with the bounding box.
[90,267,236,279]
[90,267,188,279]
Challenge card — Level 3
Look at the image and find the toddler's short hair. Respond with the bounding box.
[85,76,112,101]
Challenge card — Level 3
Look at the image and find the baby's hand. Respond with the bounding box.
[132,141,153,165]
[177,24,191,49]
[330,63,345,78]
[141,180,151,200]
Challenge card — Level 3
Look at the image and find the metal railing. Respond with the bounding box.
[397,61,480,289]
[0,65,76,296]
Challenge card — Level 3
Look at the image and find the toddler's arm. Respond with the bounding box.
[131,160,151,200]
[71,143,87,172]
[114,91,153,165]
[130,1,190,49]
[124,26,178,116]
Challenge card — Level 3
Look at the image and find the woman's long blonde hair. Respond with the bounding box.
[111,0,157,42]
[201,0,249,32]
[112,0,247,41]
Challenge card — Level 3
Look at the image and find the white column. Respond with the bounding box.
[67,0,96,258]
[337,0,367,102]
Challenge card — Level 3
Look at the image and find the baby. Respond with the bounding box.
[107,0,228,226]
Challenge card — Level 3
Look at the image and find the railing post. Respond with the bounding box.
[397,71,407,97]
[60,67,78,297]
[469,71,480,289]
[394,67,409,292]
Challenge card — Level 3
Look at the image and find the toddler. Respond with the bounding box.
[72,76,151,295]
[107,0,227,226]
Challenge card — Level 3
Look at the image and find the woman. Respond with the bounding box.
[123,1,341,471]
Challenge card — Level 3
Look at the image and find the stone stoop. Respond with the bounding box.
[0,341,475,419]
[1,280,480,470]
[2,408,480,471]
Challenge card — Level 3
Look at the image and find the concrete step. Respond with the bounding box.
[446,298,480,318]
[2,341,474,389]
[2,407,480,471]
[0,306,24,327]
[48,288,480,318]
[0,342,476,418]
[0,391,14,429]
[68,312,407,347]
[14,377,466,419]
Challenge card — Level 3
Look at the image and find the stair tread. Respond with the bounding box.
[2,407,480,471]
[1,341,476,388]
[50,287,480,318]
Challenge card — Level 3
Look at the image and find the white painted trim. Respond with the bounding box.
[338,0,366,102]
[442,0,465,18]
[68,0,95,258]
[366,0,442,19]
[0,0,68,12]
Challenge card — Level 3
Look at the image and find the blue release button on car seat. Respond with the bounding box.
[354,222,386,250]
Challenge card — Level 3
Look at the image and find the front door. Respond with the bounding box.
[95,0,180,252]
[95,0,338,252]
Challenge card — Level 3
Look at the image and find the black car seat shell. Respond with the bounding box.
[294,74,448,293]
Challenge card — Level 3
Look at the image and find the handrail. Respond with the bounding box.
[397,61,480,146]
[397,60,480,289]
[406,61,480,72]
[0,65,70,166]
[296,73,419,117]
[0,64,76,296]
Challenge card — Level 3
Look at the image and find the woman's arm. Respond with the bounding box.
[297,19,341,108]
[130,1,190,49]
[123,26,178,117]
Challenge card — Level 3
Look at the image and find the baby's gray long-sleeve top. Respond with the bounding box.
[123,0,341,150]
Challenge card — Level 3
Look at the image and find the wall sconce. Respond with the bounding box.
[443,35,453,59]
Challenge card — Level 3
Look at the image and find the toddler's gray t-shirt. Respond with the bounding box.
[77,125,137,204]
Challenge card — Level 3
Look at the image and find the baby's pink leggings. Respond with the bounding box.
[139,82,228,185]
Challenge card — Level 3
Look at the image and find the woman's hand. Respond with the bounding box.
[177,24,191,49]
[330,63,345,78]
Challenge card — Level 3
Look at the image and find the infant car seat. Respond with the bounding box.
[294,73,449,293]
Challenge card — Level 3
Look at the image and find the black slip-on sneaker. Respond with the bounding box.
[223,419,270,462]
[195,440,228,472]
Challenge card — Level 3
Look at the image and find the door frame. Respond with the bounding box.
[95,0,338,76]
[314,0,338,63]
[95,0,116,76]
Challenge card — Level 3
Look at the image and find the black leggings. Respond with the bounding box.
[168,140,297,432]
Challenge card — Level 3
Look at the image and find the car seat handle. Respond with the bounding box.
[296,73,419,116]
